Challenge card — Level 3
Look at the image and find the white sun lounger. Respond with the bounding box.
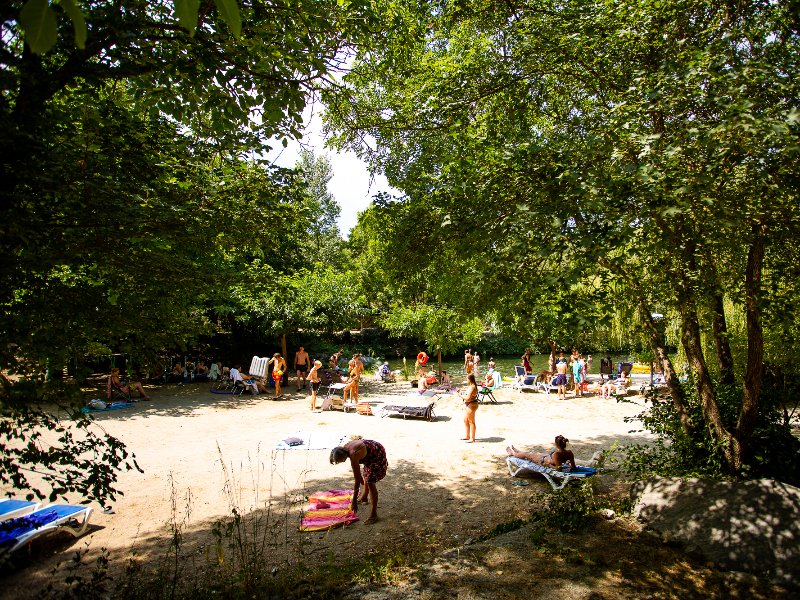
[506,457,600,491]
[0,504,93,554]
[0,499,41,522]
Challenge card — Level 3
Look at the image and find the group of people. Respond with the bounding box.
[328,432,577,525]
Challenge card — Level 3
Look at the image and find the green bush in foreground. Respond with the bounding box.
[619,376,800,486]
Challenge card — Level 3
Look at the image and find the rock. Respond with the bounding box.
[598,508,615,519]
[630,476,800,586]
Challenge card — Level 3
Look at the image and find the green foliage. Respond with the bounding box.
[529,480,604,534]
[383,304,483,357]
[620,381,800,485]
[0,378,141,505]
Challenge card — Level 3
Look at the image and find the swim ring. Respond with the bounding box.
[417,352,428,365]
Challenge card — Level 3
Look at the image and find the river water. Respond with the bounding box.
[383,353,636,382]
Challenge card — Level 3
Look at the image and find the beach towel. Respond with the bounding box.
[299,490,358,531]
[275,431,348,451]
[81,401,134,413]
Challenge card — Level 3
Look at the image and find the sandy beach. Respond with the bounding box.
[1,374,656,598]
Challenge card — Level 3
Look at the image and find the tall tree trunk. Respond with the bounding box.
[711,290,735,385]
[638,302,691,435]
[437,348,443,382]
[679,300,737,470]
[733,230,765,469]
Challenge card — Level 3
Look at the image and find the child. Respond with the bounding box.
[308,360,322,410]
[268,353,286,399]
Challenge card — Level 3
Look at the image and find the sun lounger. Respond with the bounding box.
[511,365,538,393]
[506,456,599,491]
[381,402,436,421]
[0,504,93,554]
[0,500,41,522]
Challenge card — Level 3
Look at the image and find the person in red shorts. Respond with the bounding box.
[330,439,387,525]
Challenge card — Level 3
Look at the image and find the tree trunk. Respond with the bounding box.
[734,231,765,468]
[281,334,288,384]
[638,302,691,435]
[437,348,443,382]
[679,301,736,469]
[546,339,556,371]
[711,290,735,385]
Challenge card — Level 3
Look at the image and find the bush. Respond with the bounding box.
[618,376,800,485]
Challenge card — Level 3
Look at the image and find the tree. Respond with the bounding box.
[0,0,376,502]
[297,149,343,256]
[325,0,800,475]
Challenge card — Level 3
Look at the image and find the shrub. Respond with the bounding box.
[619,376,800,485]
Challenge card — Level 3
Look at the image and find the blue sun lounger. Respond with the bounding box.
[0,499,41,522]
[506,457,600,491]
[0,504,93,554]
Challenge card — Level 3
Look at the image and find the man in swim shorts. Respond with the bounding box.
[294,346,310,390]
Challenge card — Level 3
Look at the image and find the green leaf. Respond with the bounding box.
[19,0,58,55]
[173,0,200,35]
[213,0,241,38]
[58,0,86,48]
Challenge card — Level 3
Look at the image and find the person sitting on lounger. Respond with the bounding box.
[111,368,151,400]
[439,371,451,388]
[171,362,185,383]
[506,435,575,470]
[601,369,628,399]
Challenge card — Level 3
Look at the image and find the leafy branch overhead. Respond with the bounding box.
[18,0,242,55]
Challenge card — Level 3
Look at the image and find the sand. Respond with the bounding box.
[1,374,656,597]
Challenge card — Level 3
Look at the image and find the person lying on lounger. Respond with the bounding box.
[601,370,628,399]
[505,435,575,469]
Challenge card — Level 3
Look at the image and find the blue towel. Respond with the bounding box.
[0,510,60,545]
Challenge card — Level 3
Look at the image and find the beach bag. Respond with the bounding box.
[355,403,373,416]
[88,399,106,410]
[320,397,333,411]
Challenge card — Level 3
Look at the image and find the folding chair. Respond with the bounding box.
[478,370,502,403]
[0,504,93,554]
[107,376,132,402]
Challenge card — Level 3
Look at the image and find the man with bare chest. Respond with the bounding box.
[294,346,310,390]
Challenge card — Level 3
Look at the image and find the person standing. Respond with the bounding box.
[294,346,310,390]
[521,348,532,374]
[308,360,322,410]
[464,349,474,378]
[268,353,287,399]
[572,355,583,397]
[553,358,568,400]
[330,439,388,525]
[460,373,479,443]
[473,351,481,379]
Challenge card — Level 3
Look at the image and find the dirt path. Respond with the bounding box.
[1,376,654,598]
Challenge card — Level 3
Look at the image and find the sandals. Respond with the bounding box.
[363,516,379,525]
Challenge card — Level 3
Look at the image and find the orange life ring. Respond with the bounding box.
[417,352,428,365]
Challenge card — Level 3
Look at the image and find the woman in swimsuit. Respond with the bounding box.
[111,368,151,400]
[460,373,479,443]
[330,439,388,525]
[308,360,322,410]
[464,349,473,376]
[522,348,532,374]
[505,435,575,469]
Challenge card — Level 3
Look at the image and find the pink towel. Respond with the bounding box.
[299,490,358,531]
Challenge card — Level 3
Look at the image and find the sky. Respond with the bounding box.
[265,103,398,237]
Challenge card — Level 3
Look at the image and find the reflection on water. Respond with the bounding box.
[385,353,637,381]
